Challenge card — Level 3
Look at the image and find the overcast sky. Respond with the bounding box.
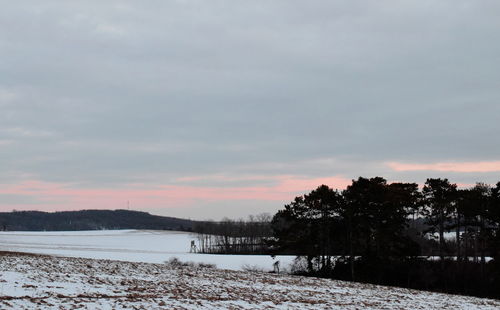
[1,1,500,220]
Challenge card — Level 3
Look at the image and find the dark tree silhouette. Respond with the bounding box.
[271,185,343,273]
[422,178,457,262]
[270,177,500,299]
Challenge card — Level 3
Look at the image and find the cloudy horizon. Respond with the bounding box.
[1,1,500,220]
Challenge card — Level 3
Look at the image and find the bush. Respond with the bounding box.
[289,256,309,275]
[164,257,216,269]
[241,264,266,273]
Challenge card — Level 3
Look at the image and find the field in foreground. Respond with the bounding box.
[1,252,499,309]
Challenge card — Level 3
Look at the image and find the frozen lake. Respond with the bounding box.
[0,229,294,271]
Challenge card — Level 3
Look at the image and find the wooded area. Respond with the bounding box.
[0,210,194,231]
[270,177,500,298]
[193,213,272,254]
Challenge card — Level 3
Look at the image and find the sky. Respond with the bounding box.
[1,1,500,220]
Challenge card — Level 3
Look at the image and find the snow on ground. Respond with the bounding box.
[0,230,294,271]
[1,251,499,310]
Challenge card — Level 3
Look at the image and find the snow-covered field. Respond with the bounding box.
[0,230,294,271]
[1,230,500,309]
[1,251,499,309]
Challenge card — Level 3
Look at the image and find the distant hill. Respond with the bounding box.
[0,210,194,231]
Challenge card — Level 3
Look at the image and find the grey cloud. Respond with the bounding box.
[1,0,500,195]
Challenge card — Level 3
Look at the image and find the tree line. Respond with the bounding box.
[0,210,194,231]
[193,213,272,254]
[270,177,500,299]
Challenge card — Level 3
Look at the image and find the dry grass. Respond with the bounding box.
[0,251,499,309]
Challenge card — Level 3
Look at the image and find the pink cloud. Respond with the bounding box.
[0,175,351,213]
[387,161,500,173]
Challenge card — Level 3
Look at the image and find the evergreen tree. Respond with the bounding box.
[422,178,457,261]
[271,185,343,273]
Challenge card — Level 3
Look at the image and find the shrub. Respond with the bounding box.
[164,257,215,269]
